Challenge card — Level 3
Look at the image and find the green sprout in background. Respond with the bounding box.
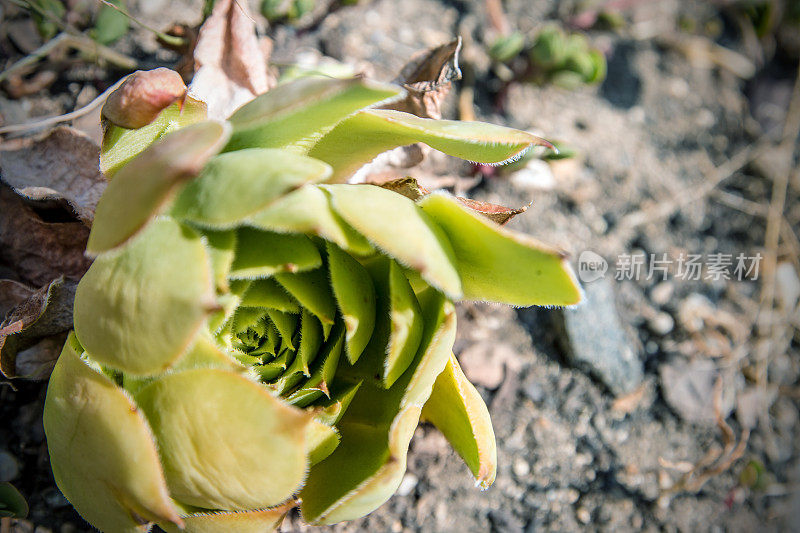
[490,25,607,89]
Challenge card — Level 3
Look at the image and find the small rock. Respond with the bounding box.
[557,278,644,395]
[523,382,544,403]
[576,506,591,524]
[396,473,418,497]
[650,281,674,306]
[513,458,530,478]
[457,342,518,390]
[678,293,714,332]
[509,159,556,191]
[659,358,740,425]
[648,312,674,335]
[0,450,19,482]
[776,262,800,312]
[42,487,69,509]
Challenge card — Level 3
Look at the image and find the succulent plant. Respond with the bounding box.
[43,70,581,532]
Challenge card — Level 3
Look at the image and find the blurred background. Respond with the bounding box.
[0,0,798,531]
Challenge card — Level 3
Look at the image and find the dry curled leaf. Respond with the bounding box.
[0,184,92,287]
[189,0,274,119]
[385,38,462,120]
[0,277,77,379]
[0,126,105,225]
[102,68,187,129]
[0,280,35,318]
[377,177,526,225]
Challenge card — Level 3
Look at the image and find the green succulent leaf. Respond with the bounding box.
[89,121,230,255]
[275,268,338,333]
[172,149,332,228]
[230,229,321,279]
[160,503,295,533]
[326,241,376,364]
[135,368,311,510]
[418,193,582,306]
[300,289,456,524]
[101,98,208,178]
[308,109,551,182]
[75,217,216,376]
[324,184,462,298]
[43,333,183,533]
[422,353,497,488]
[226,76,403,152]
[247,185,373,256]
[239,279,301,313]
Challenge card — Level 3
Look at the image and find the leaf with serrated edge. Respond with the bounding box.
[240,279,300,312]
[135,368,311,510]
[247,185,372,256]
[326,242,376,364]
[159,502,295,533]
[172,149,331,228]
[421,353,496,488]
[75,218,215,376]
[226,76,403,152]
[419,193,582,306]
[275,268,337,332]
[230,229,321,279]
[300,289,456,524]
[324,184,462,298]
[88,121,230,255]
[308,109,551,182]
[383,261,424,388]
[43,333,183,533]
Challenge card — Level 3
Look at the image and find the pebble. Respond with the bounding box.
[650,281,674,306]
[558,278,644,395]
[576,506,592,524]
[523,382,544,403]
[648,312,674,335]
[396,473,418,497]
[513,458,531,478]
[0,450,19,482]
[509,159,556,191]
[42,487,70,509]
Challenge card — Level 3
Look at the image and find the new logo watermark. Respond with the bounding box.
[578,251,608,283]
[576,251,762,283]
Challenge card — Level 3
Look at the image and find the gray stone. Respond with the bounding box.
[0,450,19,482]
[556,278,644,395]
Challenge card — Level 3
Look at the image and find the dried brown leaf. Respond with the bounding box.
[189,0,275,119]
[385,38,462,120]
[0,277,77,379]
[0,184,92,287]
[0,126,105,225]
[0,280,35,318]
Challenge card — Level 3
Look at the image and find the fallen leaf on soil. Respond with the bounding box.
[0,277,77,379]
[0,280,35,318]
[189,0,274,119]
[0,126,105,225]
[0,184,92,287]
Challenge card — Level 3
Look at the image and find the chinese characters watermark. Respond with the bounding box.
[577,251,762,283]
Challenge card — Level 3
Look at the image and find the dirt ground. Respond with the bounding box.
[1,0,799,532]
